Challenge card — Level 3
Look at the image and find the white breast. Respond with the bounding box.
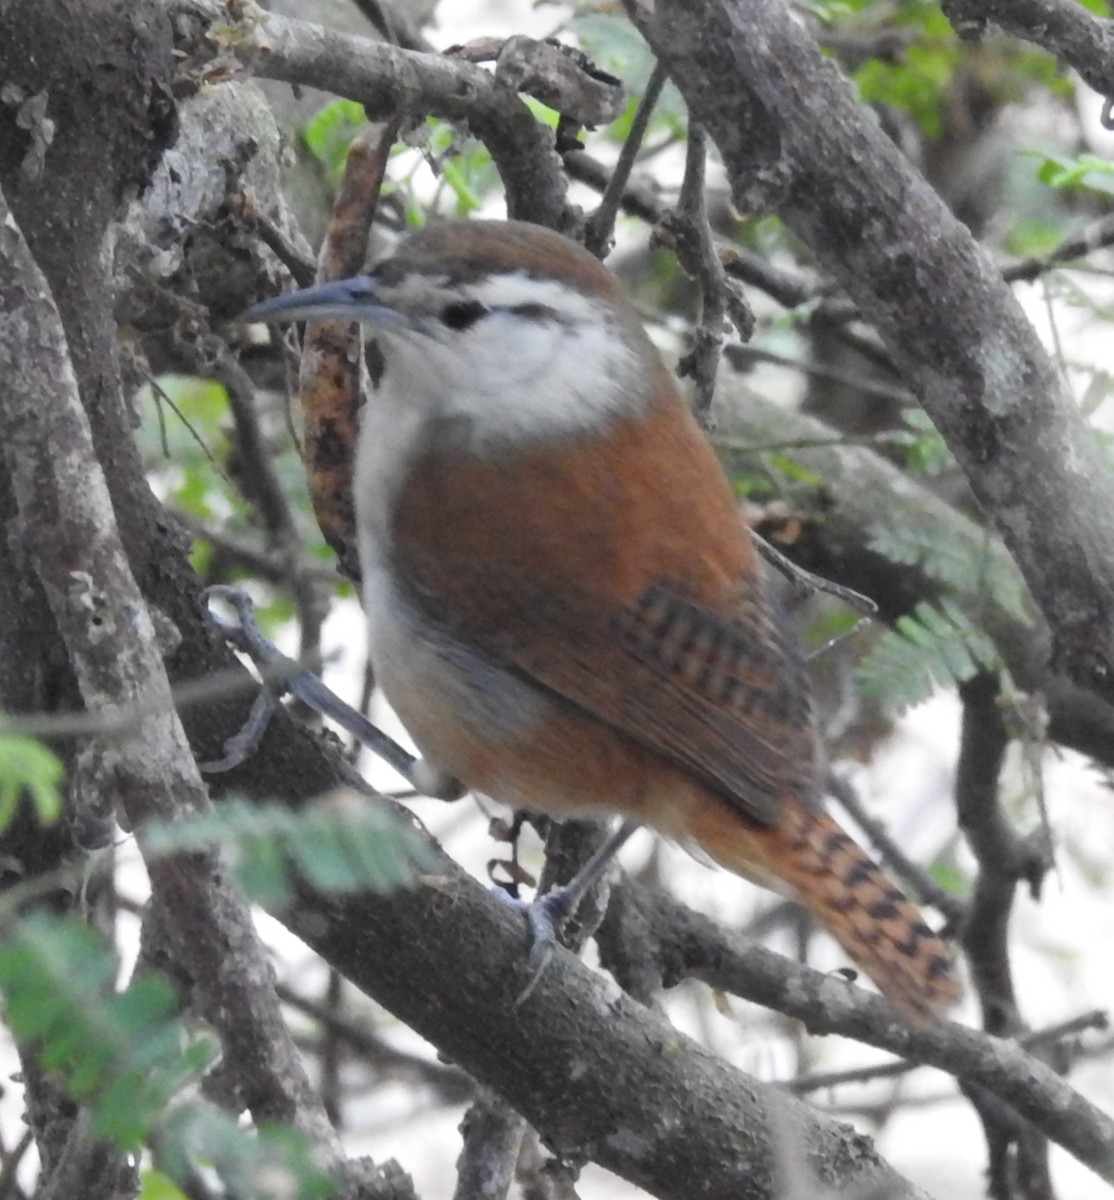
[353,368,546,771]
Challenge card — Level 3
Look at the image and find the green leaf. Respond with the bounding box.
[569,13,687,135]
[157,1105,336,1200]
[892,407,953,475]
[141,796,434,911]
[301,99,368,184]
[0,915,219,1152]
[854,34,962,137]
[522,96,561,129]
[857,600,1002,713]
[867,520,1028,621]
[0,914,338,1197]
[0,731,64,828]
[763,452,823,486]
[139,1169,190,1200]
[1004,217,1066,258]
[1036,151,1114,197]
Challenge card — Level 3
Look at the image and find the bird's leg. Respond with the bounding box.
[505,819,640,1003]
[202,586,465,799]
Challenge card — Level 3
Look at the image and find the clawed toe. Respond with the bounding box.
[495,885,581,1004]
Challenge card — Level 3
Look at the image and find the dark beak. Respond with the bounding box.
[241,277,409,327]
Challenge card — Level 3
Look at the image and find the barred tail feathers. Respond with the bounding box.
[684,797,960,1025]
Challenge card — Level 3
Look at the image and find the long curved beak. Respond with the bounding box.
[241,277,410,327]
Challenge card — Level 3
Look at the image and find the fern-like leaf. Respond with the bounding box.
[0,915,219,1151]
[155,1105,335,1200]
[868,522,1028,621]
[856,599,1002,713]
[141,795,435,910]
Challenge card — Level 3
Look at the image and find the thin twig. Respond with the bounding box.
[583,62,668,258]
[657,125,754,423]
[145,374,236,492]
[277,983,473,1103]
[175,512,341,586]
[1004,213,1114,284]
[785,1009,1109,1096]
[348,0,434,52]
[178,331,331,670]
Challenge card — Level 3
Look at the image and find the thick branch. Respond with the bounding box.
[612,877,1114,1187]
[281,856,927,1200]
[0,181,337,1157]
[941,0,1114,118]
[629,0,1114,703]
[169,0,570,230]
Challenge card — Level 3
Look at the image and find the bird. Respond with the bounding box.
[243,218,960,1025]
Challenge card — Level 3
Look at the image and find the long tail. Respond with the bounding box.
[685,797,961,1025]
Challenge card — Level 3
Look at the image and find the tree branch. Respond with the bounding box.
[941,0,1114,124]
[0,178,342,1173]
[628,0,1114,704]
[713,379,1114,768]
[168,0,571,231]
[279,854,931,1200]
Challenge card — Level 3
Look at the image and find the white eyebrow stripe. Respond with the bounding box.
[468,272,604,326]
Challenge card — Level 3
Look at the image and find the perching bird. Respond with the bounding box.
[244,219,960,1024]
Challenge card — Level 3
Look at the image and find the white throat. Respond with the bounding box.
[353,268,652,574]
[383,272,644,450]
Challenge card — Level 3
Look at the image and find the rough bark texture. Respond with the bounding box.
[628,0,1114,703]
[4,2,1114,1198]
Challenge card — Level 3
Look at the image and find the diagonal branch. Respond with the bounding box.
[940,0,1114,124]
[169,0,571,231]
[627,0,1114,707]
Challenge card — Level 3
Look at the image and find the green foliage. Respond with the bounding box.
[137,376,235,525]
[433,133,499,216]
[850,6,960,137]
[386,118,501,221]
[156,1106,334,1200]
[522,95,561,130]
[141,796,435,911]
[138,1170,189,1200]
[763,452,823,486]
[859,461,1031,712]
[1036,151,1114,197]
[1004,216,1067,258]
[857,599,1002,712]
[0,914,218,1150]
[302,99,368,186]
[867,521,1028,621]
[569,13,688,139]
[892,407,954,475]
[136,374,343,636]
[802,604,863,656]
[0,913,334,1198]
[0,731,63,829]
[926,856,969,899]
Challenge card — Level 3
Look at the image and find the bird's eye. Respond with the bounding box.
[441,299,488,330]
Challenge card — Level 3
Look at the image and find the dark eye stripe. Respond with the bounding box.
[508,302,559,321]
[441,300,488,330]
[441,299,563,331]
